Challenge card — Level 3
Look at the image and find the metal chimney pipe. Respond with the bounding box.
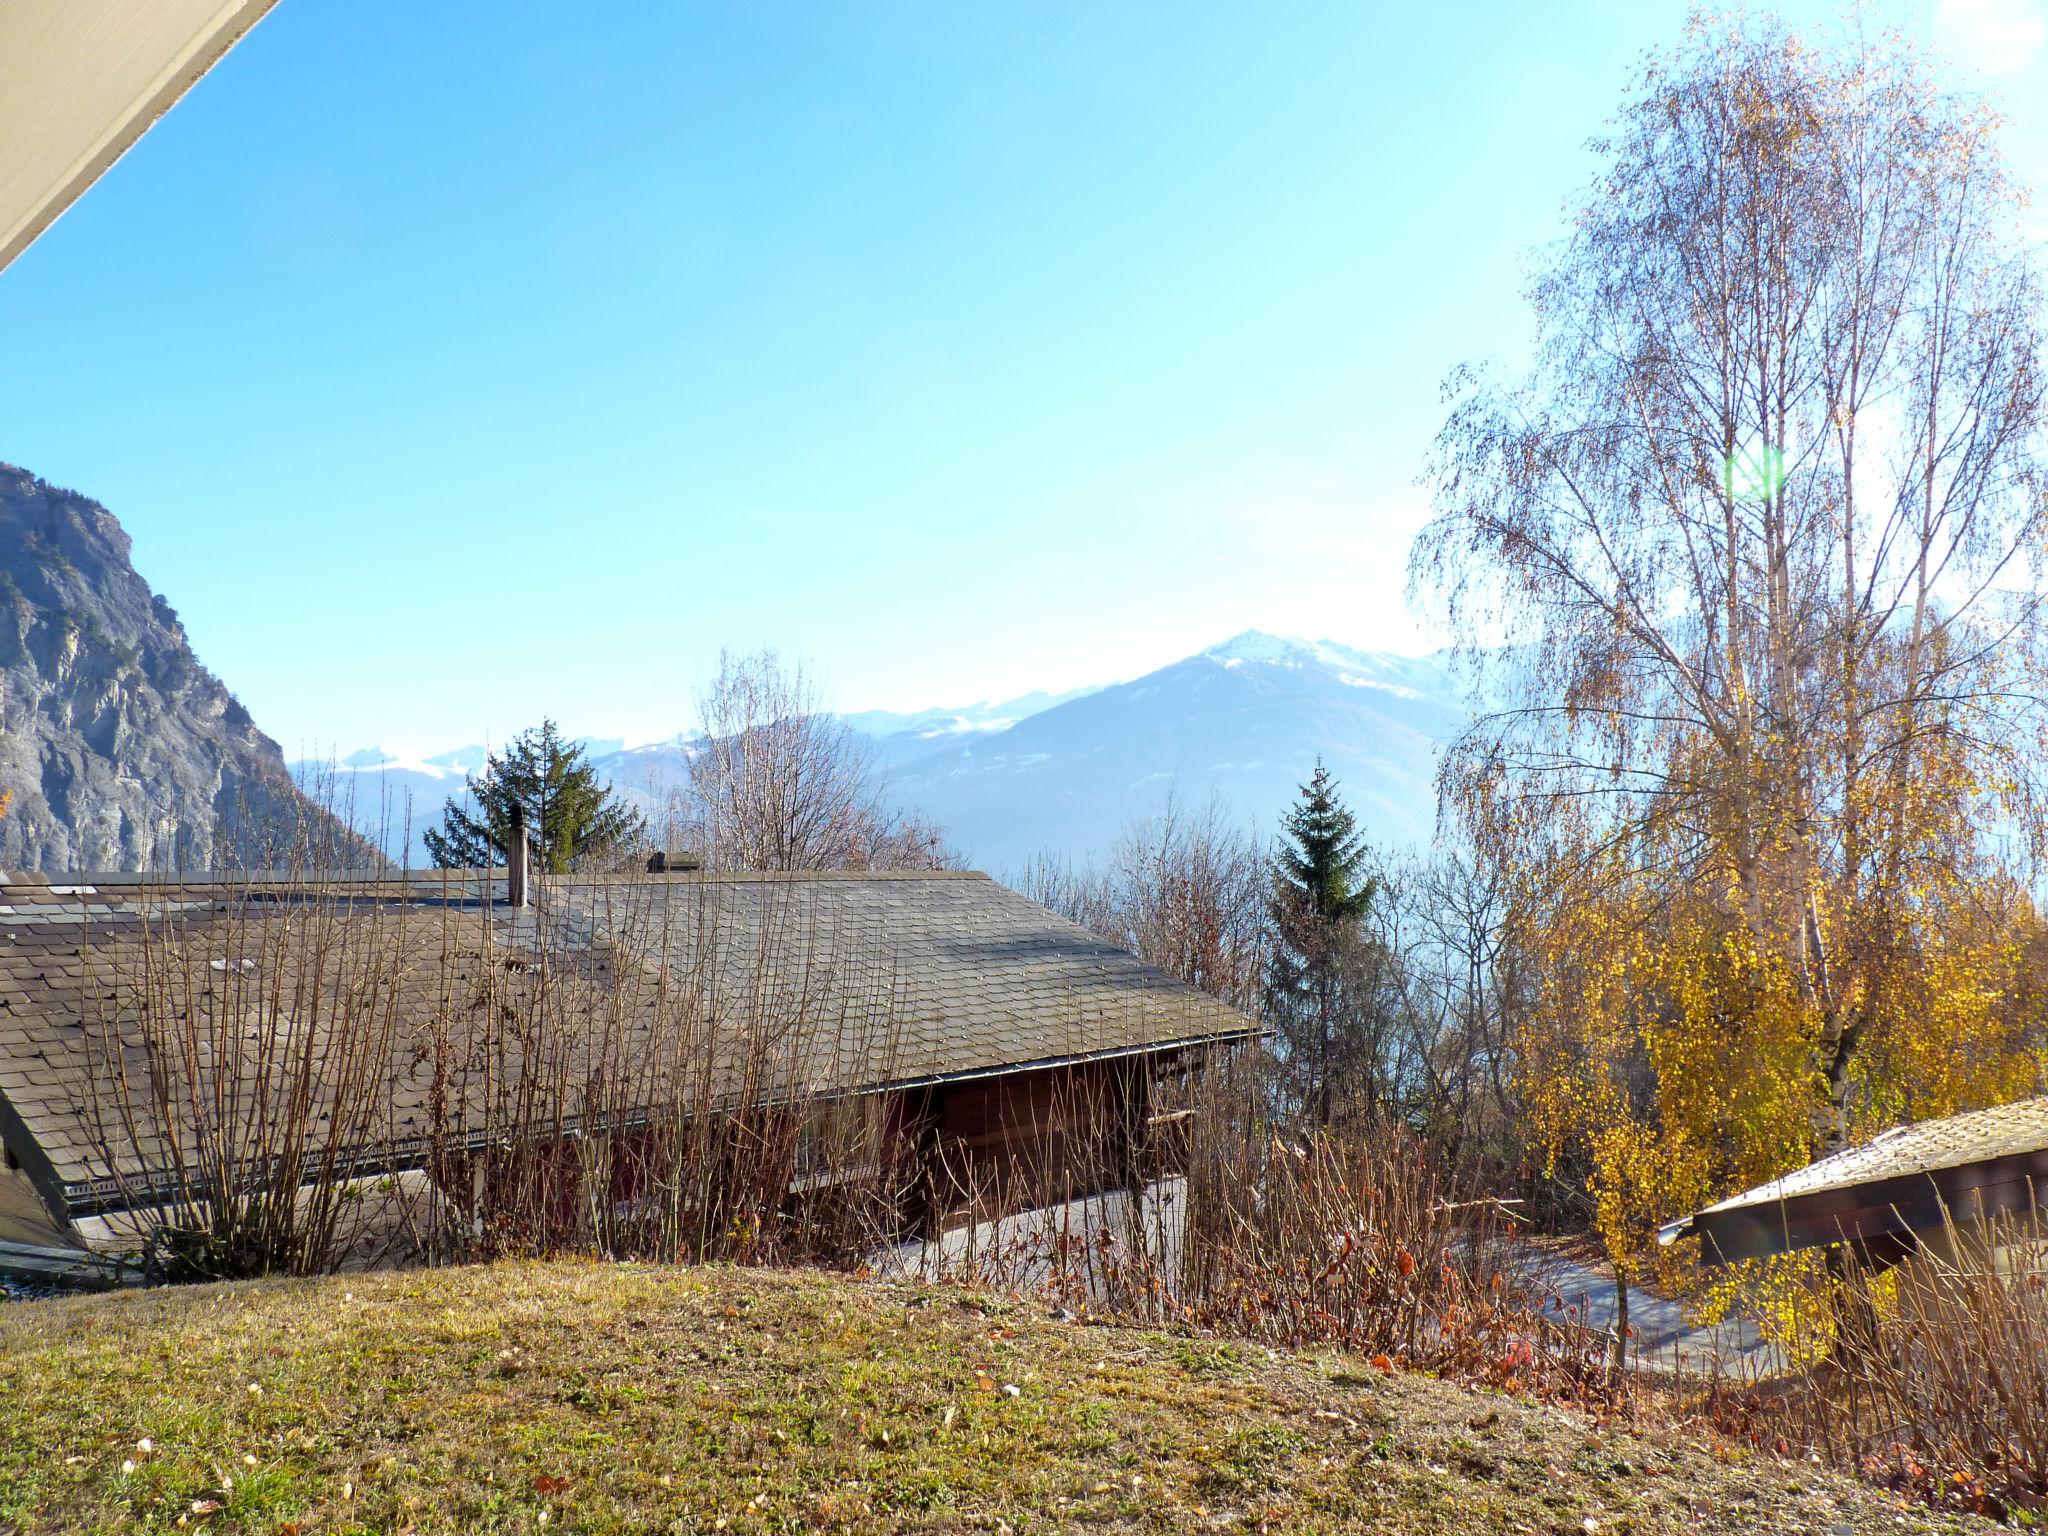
[506,803,530,909]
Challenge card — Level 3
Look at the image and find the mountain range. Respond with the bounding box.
[879,633,1464,870]
[0,460,1468,875]
[298,631,1470,874]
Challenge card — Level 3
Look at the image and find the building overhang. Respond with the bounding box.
[1661,1145,2048,1264]
[0,0,281,274]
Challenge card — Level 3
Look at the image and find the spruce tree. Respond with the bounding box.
[422,720,643,873]
[1266,760,1379,1126]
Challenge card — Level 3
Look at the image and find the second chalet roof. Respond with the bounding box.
[0,868,1257,1214]
[1660,1095,2048,1262]
[1689,1097,2048,1218]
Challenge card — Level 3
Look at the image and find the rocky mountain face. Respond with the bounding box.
[0,464,353,873]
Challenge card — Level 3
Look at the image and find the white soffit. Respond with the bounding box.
[0,0,282,274]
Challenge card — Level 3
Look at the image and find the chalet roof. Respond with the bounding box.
[1661,1096,2048,1263]
[0,869,1256,1220]
[526,871,1250,1088]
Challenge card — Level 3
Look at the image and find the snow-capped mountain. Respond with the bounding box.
[286,746,481,865]
[881,632,1465,873]
[841,685,1104,768]
[297,632,1470,871]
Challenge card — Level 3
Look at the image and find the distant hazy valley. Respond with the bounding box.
[296,631,1468,874]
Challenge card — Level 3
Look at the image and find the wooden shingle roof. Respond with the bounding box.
[0,870,1256,1221]
[1662,1096,2048,1263]
[544,871,1254,1090]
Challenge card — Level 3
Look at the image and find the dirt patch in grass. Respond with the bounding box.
[0,1260,1994,1534]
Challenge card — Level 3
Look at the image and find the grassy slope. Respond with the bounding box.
[0,1261,1989,1535]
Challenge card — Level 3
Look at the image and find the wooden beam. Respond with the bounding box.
[0,0,283,274]
[1692,1147,2048,1264]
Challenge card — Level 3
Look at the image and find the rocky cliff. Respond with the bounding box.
[0,463,362,873]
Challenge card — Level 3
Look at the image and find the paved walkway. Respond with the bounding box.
[1527,1249,1775,1374]
[875,1181,1175,1294]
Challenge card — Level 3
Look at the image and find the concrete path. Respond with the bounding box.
[875,1180,1176,1294]
[1526,1249,1775,1374]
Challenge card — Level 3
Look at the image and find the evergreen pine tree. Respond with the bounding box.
[422,720,643,873]
[1266,760,1379,1126]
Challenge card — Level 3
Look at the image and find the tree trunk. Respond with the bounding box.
[1610,1271,1630,1376]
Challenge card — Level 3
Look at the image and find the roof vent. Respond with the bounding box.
[647,851,702,874]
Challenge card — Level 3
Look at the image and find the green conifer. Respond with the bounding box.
[1266,761,1379,1125]
[422,720,643,873]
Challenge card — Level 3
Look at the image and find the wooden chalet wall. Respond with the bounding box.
[892,1057,1158,1235]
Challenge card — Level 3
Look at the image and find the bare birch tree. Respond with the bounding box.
[1413,14,2048,1158]
[686,647,953,872]
[1370,850,1529,1160]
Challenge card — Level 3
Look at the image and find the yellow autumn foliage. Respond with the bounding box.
[1515,834,2044,1302]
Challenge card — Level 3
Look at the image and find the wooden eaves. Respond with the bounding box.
[0,0,282,274]
[1659,1096,2048,1264]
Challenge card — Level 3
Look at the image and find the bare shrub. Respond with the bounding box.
[417,875,915,1269]
[1178,1062,1617,1401]
[889,1048,1621,1411]
[80,872,428,1279]
[1016,791,1268,1014]
[1725,1211,2048,1520]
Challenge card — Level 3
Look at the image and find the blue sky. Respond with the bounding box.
[3,1,2045,758]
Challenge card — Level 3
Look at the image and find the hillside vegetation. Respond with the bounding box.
[0,1261,1991,1535]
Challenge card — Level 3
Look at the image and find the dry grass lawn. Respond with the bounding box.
[0,1260,1997,1534]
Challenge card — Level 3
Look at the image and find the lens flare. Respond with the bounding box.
[1722,444,1787,503]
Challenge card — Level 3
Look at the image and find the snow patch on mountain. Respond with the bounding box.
[841,684,1103,747]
